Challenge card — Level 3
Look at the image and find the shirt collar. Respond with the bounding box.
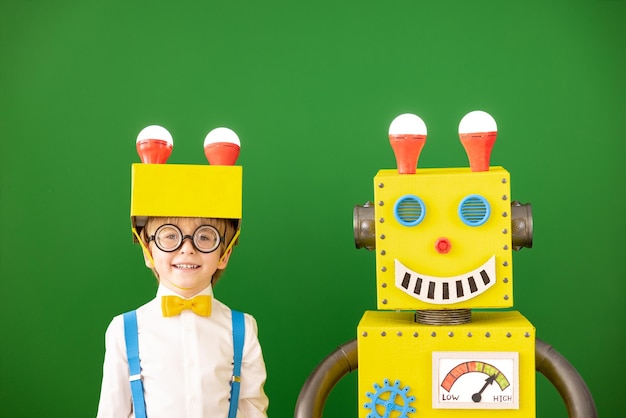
[156,283,214,299]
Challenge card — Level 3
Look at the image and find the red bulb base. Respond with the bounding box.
[389,134,427,174]
[459,131,497,172]
[136,139,173,164]
[204,142,240,165]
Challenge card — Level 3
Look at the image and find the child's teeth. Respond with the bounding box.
[176,264,197,269]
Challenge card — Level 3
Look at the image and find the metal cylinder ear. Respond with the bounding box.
[353,202,376,251]
[511,201,533,251]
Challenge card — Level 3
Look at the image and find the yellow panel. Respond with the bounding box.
[357,310,535,418]
[130,164,242,225]
[373,167,513,310]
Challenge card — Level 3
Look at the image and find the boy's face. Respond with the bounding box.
[144,217,231,298]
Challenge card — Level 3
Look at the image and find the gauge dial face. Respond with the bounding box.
[433,352,519,410]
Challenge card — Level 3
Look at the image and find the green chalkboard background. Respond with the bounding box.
[1,1,624,417]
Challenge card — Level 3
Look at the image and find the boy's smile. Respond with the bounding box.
[173,263,200,270]
[145,218,231,298]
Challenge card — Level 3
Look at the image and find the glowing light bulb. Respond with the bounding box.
[204,127,240,165]
[388,113,427,174]
[458,111,497,172]
[136,125,173,164]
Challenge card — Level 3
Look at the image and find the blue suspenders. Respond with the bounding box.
[123,311,147,417]
[122,309,245,418]
[228,310,245,418]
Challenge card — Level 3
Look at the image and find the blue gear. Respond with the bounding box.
[364,378,416,418]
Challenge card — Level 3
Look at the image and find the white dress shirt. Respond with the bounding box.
[97,285,269,418]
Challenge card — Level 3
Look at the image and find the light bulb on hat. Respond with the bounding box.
[136,125,173,164]
[204,127,241,165]
[388,113,427,174]
[458,110,497,172]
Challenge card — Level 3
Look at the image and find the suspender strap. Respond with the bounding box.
[122,309,244,418]
[228,310,245,418]
[123,311,147,418]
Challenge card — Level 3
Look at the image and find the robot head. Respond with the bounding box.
[354,111,532,310]
[130,125,243,240]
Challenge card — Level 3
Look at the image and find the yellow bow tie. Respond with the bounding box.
[161,295,212,317]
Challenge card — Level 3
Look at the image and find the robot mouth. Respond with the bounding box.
[394,255,496,305]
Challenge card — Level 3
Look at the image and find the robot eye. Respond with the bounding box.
[458,195,490,226]
[394,195,426,226]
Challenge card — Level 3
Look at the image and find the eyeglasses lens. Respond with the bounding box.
[194,226,220,253]
[156,225,182,251]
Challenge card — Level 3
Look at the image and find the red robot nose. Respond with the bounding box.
[435,238,452,254]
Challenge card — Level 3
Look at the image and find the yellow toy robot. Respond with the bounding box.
[295,111,596,418]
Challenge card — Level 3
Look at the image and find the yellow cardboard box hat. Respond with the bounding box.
[130,125,243,235]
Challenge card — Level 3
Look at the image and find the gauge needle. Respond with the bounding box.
[472,374,497,402]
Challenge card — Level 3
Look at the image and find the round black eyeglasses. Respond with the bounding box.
[148,224,224,253]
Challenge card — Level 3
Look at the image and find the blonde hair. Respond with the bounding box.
[139,216,240,285]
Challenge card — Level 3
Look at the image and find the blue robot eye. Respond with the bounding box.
[394,195,426,226]
[458,195,490,226]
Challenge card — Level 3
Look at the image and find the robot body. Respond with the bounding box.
[358,311,535,417]
[295,111,595,418]
[356,112,536,417]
